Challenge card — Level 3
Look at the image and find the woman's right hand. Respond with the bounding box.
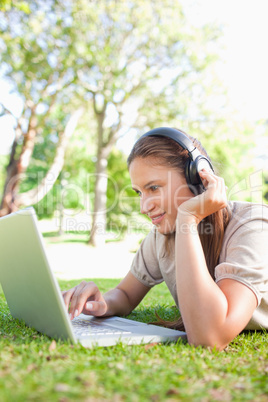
[62,281,108,320]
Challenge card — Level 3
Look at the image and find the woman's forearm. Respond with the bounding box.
[103,272,150,317]
[103,288,134,317]
[175,212,229,348]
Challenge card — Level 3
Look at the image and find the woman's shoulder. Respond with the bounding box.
[225,200,268,236]
[140,227,175,259]
[141,226,165,247]
[219,201,268,272]
[228,200,268,221]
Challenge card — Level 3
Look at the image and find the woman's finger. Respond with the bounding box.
[83,300,107,316]
[62,288,76,311]
[68,281,104,320]
[199,169,216,186]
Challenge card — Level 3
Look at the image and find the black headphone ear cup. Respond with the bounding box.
[185,159,200,195]
[195,156,214,175]
[185,156,213,195]
[188,159,201,185]
[184,158,191,186]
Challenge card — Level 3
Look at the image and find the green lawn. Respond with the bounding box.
[0,278,267,401]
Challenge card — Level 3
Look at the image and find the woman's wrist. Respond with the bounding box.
[177,208,199,224]
[176,209,199,234]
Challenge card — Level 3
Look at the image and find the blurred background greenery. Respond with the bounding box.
[0,0,267,247]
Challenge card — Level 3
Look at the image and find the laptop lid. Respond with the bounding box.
[0,208,76,342]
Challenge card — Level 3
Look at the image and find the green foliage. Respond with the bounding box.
[0,0,30,13]
[0,279,267,401]
[23,142,140,225]
[0,0,263,227]
[106,148,141,231]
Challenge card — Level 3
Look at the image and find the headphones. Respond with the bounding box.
[140,127,214,194]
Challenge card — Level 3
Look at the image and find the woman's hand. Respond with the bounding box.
[62,281,108,320]
[177,169,227,224]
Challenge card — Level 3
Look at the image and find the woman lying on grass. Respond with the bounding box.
[62,127,268,350]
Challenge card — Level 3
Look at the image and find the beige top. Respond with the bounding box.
[130,201,268,330]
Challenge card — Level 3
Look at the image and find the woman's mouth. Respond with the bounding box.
[150,213,166,225]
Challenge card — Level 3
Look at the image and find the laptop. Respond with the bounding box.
[0,207,186,347]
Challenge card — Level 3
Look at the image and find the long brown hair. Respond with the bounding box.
[127,129,231,331]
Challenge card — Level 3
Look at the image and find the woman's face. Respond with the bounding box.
[129,157,194,234]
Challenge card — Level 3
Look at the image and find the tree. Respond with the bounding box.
[0,0,224,246]
[0,2,84,215]
[0,104,82,216]
[68,0,222,246]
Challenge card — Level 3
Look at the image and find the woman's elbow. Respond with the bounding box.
[187,332,231,351]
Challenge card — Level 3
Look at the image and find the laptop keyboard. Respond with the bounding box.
[71,319,132,337]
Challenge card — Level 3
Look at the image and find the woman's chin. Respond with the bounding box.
[155,222,176,235]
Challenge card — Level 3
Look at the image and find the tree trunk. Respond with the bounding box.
[0,108,83,216]
[0,113,37,216]
[15,108,83,208]
[88,146,110,247]
[88,101,115,247]
[0,140,20,216]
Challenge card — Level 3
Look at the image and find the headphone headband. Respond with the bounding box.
[139,126,214,194]
[140,127,199,161]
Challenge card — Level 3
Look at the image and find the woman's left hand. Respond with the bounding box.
[177,169,228,224]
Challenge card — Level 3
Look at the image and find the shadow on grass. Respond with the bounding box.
[42,230,124,244]
[42,231,88,244]
[42,231,61,238]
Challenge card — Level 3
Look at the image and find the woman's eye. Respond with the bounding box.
[150,185,159,192]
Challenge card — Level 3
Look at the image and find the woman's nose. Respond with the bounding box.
[140,195,155,215]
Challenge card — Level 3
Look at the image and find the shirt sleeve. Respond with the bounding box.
[130,228,164,288]
[215,207,268,306]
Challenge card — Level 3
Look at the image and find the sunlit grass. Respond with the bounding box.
[0,279,267,401]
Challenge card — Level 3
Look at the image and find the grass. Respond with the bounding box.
[0,278,268,402]
[42,230,135,245]
[42,231,89,245]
